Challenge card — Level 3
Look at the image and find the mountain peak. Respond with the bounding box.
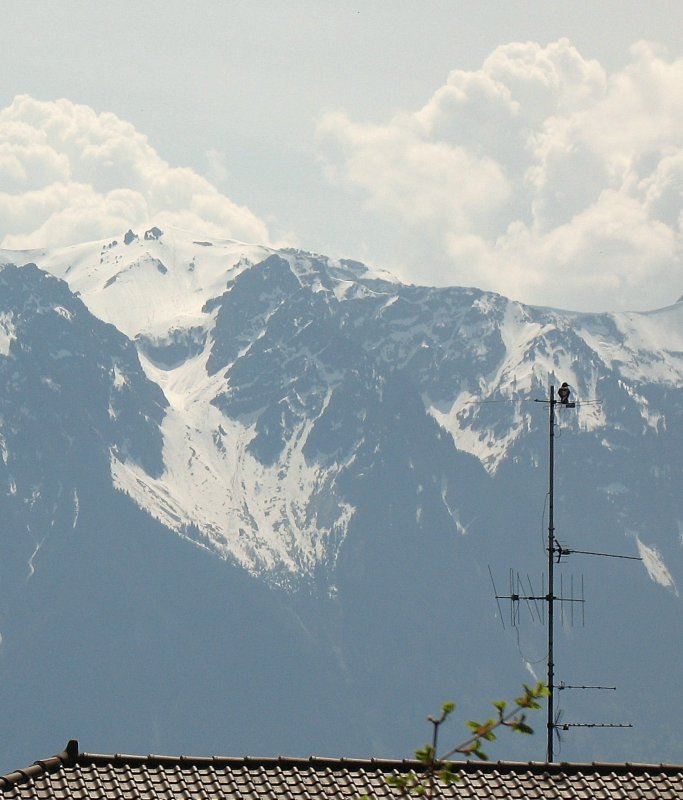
[2,231,682,581]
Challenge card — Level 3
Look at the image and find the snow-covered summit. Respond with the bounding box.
[0,228,401,340]
[1,229,273,341]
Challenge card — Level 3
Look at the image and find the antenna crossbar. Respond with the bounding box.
[555,723,633,730]
[557,682,616,691]
[556,545,642,562]
[495,592,584,603]
[493,567,585,629]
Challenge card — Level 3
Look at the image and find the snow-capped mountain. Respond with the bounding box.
[0,229,681,771]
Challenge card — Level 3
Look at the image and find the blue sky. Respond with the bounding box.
[2,1,683,311]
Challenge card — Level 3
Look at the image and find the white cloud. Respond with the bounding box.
[318,110,510,234]
[204,148,230,186]
[317,39,683,312]
[0,96,270,249]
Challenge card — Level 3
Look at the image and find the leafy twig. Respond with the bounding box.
[383,682,548,798]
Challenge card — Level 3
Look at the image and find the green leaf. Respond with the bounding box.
[472,745,489,761]
[514,722,534,735]
[467,719,496,739]
[438,768,461,785]
[415,745,435,764]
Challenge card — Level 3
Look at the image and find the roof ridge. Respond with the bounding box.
[78,753,425,770]
[76,751,683,776]
[0,740,77,790]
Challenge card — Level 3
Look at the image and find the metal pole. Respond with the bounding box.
[547,385,556,762]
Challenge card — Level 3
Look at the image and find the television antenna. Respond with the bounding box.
[490,383,641,762]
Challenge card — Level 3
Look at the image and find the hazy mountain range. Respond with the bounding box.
[0,228,681,772]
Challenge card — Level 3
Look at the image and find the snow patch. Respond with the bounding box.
[112,364,127,389]
[53,306,73,321]
[578,307,683,387]
[636,537,678,595]
[525,661,540,682]
[440,476,473,534]
[0,312,16,356]
[429,392,527,474]
[26,529,45,579]
[620,382,665,432]
[72,489,80,529]
[111,339,355,583]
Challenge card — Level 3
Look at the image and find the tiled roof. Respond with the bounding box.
[2,741,683,799]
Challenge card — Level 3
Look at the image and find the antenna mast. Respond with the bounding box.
[490,382,638,762]
[546,384,556,762]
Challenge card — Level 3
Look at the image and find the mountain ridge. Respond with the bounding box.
[2,229,682,582]
[0,227,681,769]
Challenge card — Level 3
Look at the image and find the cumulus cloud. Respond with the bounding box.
[0,96,270,249]
[317,39,683,312]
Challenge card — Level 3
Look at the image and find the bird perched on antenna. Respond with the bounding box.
[558,382,572,405]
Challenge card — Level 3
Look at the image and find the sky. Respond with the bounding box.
[2,1,683,313]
